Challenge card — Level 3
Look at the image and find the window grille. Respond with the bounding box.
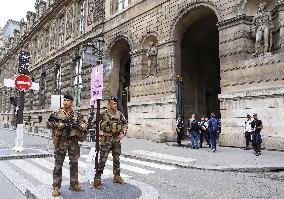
[58,15,65,47]
[55,65,62,95]
[78,0,86,34]
[73,58,83,107]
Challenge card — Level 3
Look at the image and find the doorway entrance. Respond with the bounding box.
[178,7,221,118]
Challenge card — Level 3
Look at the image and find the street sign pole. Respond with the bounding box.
[12,90,25,152]
[82,36,112,182]
[12,51,31,153]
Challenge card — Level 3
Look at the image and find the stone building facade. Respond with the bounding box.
[0,0,284,150]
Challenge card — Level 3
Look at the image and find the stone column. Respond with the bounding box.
[278,3,284,51]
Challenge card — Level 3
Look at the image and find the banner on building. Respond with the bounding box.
[90,64,104,106]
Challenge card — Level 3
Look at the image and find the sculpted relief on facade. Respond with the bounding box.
[250,2,274,57]
[147,42,158,76]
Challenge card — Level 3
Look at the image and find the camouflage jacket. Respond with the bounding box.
[100,110,128,134]
[47,108,88,141]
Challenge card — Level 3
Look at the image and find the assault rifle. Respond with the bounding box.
[48,113,79,130]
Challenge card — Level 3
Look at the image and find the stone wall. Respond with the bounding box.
[0,0,284,149]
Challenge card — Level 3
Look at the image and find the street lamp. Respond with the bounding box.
[83,33,105,181]
[176,75,184,118]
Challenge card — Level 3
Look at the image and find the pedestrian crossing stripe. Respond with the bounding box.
[29,158,86,183]
[10,159,53,185]
[81,155,176,171]
[0,155,175,187]
[0,162,52,199]
[0,159,160,199]
[132,150,196,163]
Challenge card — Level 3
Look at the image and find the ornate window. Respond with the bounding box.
[58,15,65,47]
[33,38,38,64]
[78,0,86,35]
[43,28,49,57]
[66,7,73,40]
[39,71,47,109]
[73,58,83,107]
[50,22,56,50]
[55,64,62,95]
[38,33,43,60]
[112,0,131,13]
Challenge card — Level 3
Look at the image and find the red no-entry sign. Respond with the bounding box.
[15,75,32,91]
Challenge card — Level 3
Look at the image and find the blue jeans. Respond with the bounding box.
[210,131,218,151]
[252,131,262,153]
[190,130,200,148]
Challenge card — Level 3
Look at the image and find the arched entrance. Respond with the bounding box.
[175,6,221,119]
[109,38,131,119]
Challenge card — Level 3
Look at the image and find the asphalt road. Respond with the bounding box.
[0,129,283,199]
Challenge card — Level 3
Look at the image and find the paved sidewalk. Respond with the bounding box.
[21,129,284,172]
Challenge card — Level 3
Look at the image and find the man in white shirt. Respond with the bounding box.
[244,114,252,150]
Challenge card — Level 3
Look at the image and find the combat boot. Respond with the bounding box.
[52,187,60,197]
[92,177,102,189]
[113,175,126,184]
[69,184,84,192]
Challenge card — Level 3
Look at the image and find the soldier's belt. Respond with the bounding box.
[104,131,120,137]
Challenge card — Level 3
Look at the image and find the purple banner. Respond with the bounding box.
[90,64,103,105]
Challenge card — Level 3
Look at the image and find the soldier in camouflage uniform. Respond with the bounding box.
[47,95,88,197]
[93,96,128,189]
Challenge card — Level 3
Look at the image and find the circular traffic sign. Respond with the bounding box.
[15,75,32,91]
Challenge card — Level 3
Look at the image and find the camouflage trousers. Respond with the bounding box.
[53,137,80,188]
[96,136,121,177]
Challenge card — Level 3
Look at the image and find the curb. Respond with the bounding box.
[122,152,284,173]
[0,152,52,161]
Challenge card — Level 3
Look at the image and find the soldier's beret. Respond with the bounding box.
[63,94,74,101]
[108,96,118,102]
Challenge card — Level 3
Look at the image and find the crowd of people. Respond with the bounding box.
[176,112,263,156]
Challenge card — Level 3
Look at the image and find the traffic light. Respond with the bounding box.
[18,51,31,75]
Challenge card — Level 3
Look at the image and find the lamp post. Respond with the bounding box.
[83,33,105,179]
[176,75,184,118]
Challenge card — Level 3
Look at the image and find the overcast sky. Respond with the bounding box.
[0,0,35,27]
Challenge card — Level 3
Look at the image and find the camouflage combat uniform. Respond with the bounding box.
[47,108,88,188]
[95,110,127,178]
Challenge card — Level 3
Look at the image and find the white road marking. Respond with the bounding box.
[65,157,131,178]
[105,160,154,175]
[133,150,196,163]
[82,154,176,171]
[119,157,176,171]
[0,161,60,199]
[10,159,52,185]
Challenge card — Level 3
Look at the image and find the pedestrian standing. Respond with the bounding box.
[204,117,210,147]
[208,113,220,153]
[251,113,263,156]
[188,114,200,149]
[176,115,184,146]
[244,114,252,150]
[47,95,88,197]
[199,117,210,148]
[93,96,128,189]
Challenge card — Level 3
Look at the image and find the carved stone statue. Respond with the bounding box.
[251,2,274,57]
[147,42,158,76]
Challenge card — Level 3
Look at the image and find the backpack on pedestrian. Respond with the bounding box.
[210,118,219,132]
